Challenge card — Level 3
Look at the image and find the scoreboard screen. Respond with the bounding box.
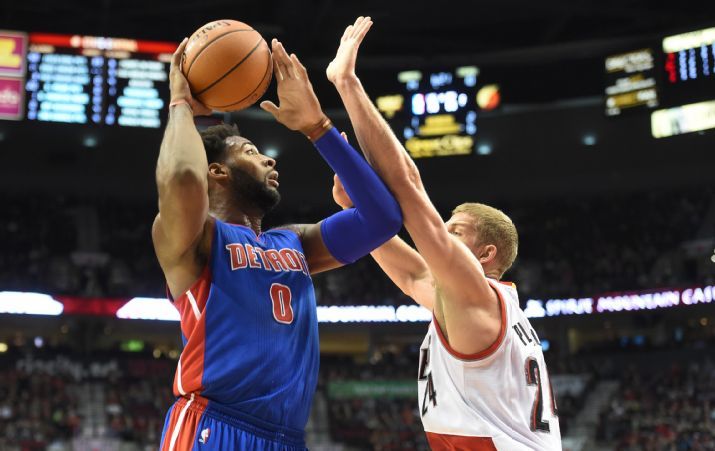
[0,30,175,128]
[605,26,715,119]
[375,66,500,158]
[25,33,175,128]
[661,27,715,107]
[604,49,659,116]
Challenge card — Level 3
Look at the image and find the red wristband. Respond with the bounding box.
[169,98,193,113]
[303,117,333,142]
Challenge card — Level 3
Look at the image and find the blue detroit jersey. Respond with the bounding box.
[170,218,319,432]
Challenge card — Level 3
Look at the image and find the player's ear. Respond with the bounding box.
[478,244,498,265]
[208,162,228,181]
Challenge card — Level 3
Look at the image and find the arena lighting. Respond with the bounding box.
[116,297,180,321]
[111,300,433,323]
[526,284,715,318]
[477,143,492,155]
[582,134,597,146]
[316,304,431,323]
[82,135,98,148]
[264,148,280,158]
[0,291,63,315]
[651,100,715,138]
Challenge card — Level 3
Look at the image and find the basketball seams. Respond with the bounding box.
[184,28,256,78]
[207,43,272,109]
[194,38,265,97]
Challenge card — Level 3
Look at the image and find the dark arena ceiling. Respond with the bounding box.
[3,0,715,62]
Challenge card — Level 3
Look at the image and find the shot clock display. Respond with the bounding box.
[375,66,499,158]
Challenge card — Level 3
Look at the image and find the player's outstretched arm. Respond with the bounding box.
[329,18,500,353]
[153,39,213,294]
[260,39,402,275]
[332,174,435,310]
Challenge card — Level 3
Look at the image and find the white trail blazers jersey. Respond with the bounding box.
[418,280,562,450]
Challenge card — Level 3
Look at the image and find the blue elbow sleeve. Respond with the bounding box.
[320,206,402,264]
[313,127,402,264]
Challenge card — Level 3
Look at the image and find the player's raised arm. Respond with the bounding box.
[260,39,402,275]
[332,173,435,310]
[328,18,501,353]
[152,39,214,280]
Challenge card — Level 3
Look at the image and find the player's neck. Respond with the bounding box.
[211,197,264,235]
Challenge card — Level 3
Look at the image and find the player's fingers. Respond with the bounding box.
[290,54,308,78]
[341,24,352,43]
[273,40,294,79]
[343,25,354,42]
[259,100,280,119]
[355,18,372,44]
[340,131,349,142]
[352,16,366,38]
[171,38,188,71]
[270,40,285,81]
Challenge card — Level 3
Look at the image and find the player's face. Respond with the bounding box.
[446,212,479,249]
[224,136,280,213]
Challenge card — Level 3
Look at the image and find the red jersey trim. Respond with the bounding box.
[433,281,508,361]
[426,432,498,450]
[499,280,515,288]
[166,264,211,302]
[169,266,211,398]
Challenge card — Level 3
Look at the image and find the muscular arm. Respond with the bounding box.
[152,39,214,298]
[328,18,500,354]
[371,237,435,310]
[260,39,402,276]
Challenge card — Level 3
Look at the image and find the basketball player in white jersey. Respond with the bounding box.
[327,17,562,450]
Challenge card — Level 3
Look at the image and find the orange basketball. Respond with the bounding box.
[181,20,273,112]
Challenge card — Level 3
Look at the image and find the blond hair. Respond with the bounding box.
[452,203,518,277]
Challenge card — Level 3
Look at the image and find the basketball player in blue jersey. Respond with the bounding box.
[154,37,402,450]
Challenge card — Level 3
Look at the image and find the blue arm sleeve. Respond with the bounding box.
[314,127,403,264]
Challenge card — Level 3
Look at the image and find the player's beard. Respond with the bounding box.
[229,166,280,215]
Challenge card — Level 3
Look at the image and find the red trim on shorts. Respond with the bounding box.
[433,281,508,361]
[171,266,211,396]
[161,395,207,451]
[426,432,498,450]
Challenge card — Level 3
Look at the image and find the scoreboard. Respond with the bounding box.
[375,66,500,158]
[604,49,659,116]
[661,27,715,106]
[605,26,715,120]
[0,30,175,128]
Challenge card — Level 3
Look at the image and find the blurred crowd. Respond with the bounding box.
[2,187,712,305]
[598,360,715,451]
[320,351,429,450]
[0,350,174,451]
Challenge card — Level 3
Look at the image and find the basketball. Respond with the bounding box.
[181,19,272,112]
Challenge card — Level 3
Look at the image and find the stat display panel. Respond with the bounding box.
[605,26,715,117]
[24,33,175,128]
[604,49,659,116]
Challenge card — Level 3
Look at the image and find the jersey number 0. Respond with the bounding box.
[270,283,294,324]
